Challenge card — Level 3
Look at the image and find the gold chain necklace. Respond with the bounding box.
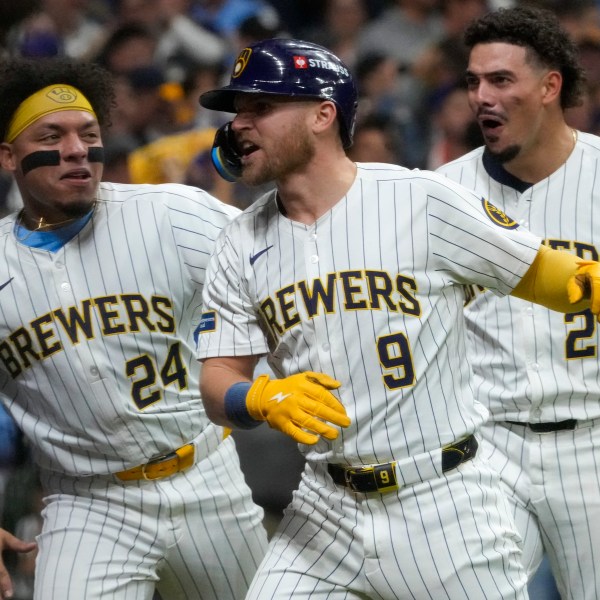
[15,201,96,242]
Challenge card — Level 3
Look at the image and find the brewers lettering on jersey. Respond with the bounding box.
[0,57,267,600]
[195,37,600,599]
[437,6,600,599]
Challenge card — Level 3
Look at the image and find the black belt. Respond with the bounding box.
[327,435,478,494]
[506,420,577,433]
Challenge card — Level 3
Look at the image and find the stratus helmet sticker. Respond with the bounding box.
[232,48,252,78]
[481,197,518,229]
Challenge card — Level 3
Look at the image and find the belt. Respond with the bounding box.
[327,435,478,494]
[506,420,577,433]
[115,443,195,481]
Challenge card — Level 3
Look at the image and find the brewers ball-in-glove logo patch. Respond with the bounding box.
[232,48,252,78]
[481,197,518,229]
[47,86,78,104]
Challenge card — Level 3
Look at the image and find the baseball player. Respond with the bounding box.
[0,57,268,599]
[436,7,600,599]
[194,38,600,599]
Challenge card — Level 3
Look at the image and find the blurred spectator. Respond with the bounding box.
[303,0,369,70]
[0,2,37,55]
[105,0,227,82]
[190,0,281,58]
[520,0,600,42]
[356,0,444,73]
[107,65,180,148]
[355,52,405,122]
[426,82,481,169]
[569,33,600,135]
[127,127,217,185]
[177,62,230,129]
[101,137,138,183]
[93,22,158,73]
[354,52,423,167]
[347,114,404,164]
[233,11,287,55]
[440,0,490,40]
[5,0,106,59]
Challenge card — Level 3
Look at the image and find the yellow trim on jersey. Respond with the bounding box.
[6,84,96,142]
[511,245,589,312]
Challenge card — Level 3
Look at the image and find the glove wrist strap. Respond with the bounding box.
[224,382,260,429]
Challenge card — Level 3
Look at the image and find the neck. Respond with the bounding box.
[20,202,96,232]
[503,123,576,184]
[276,155,357,224]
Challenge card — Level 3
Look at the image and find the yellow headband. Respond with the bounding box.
[6,84,97,143]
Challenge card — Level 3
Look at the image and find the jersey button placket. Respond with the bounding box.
[305,229,327,362]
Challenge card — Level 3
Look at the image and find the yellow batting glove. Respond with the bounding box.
[567,260,600,317]
[246,372,350,445]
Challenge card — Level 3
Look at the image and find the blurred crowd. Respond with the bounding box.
[2,0,600,597]
[2,0,600,218]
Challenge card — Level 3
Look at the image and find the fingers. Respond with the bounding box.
[280,422,320,445]
[282,414,341,444]
[303,396,350,427]
[567,274,584,304]
[570,262,600,316]
[303,372,341,390]
[0,568,14,599]
[0,531,37,600]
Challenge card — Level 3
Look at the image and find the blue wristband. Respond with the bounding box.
[224,382,261,429]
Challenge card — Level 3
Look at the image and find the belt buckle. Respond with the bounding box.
[345,465,372,492]
[346,462,398,493]
[141,450,177,481]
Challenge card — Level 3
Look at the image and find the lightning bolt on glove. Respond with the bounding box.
[567,260,600,317]
[225,372,350,445]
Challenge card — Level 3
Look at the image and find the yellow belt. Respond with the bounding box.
[115,443,195,482]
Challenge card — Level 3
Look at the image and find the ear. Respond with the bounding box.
[0,143,17,173]
[311,100,339,139]
[541,70,562,106]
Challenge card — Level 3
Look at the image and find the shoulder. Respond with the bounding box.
[435,147,485,175]
[0,211,18,240]
[97,182,240,221]
[355,162,410,180]
[355,163,478,198]
[576,131,600,157]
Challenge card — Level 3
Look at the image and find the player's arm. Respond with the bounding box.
[0,528,36,599]
[200,357,351,445]
[511,245,599,314]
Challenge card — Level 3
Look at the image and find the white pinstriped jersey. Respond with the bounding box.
[197,163,541,465]
[437,132,600,423]
[0,182,240,475]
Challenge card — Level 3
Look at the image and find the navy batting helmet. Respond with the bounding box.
[200,38,358,148]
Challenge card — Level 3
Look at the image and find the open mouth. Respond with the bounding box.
[239,140,260,159]
[479,115,504,136]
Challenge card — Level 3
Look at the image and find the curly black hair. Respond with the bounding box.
[0,57,115,141]
[463,6,587,109]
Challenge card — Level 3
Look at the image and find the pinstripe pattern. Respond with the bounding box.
[0,182,268,598]
[198,163,539,597]
[35,440,267,600]
[438,134,600,599]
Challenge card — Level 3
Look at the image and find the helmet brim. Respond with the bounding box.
[199,88,239,112]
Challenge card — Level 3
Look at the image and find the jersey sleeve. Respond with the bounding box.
[196,220,269,359]
[163,184,240,288]
[422,172,542,294]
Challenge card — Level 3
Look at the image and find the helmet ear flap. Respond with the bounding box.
[211,122,242,182]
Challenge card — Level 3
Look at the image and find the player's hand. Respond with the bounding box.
[246,372,351,445]
[0,528,36,599]
[567,260,600,317]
